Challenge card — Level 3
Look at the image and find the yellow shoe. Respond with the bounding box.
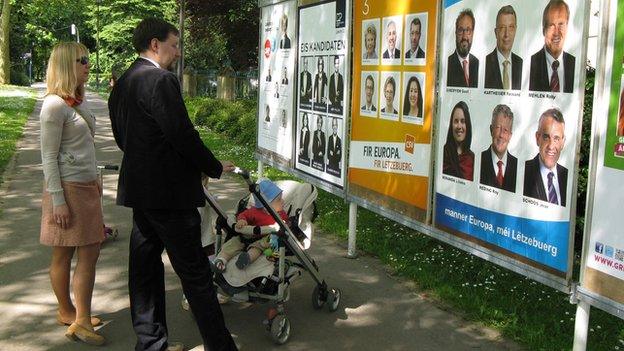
[65,322,105,346]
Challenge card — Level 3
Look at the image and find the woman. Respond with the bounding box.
[299,112,311,160]
[618,90,624,136]
[403,76,423,118]
[363,24,378,60]
[381,76,398,114]
[442,101,474,181]
[40,42,105,345]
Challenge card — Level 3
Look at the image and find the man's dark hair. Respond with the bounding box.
[411,17,422,30]
[132,18,179,53]
[496,5,517,24]
[456,9,475,30]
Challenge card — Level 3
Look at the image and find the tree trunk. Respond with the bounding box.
[0,0,11,85]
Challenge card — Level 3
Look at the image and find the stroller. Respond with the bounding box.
[199,168,342,344]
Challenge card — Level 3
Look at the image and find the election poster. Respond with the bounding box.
[295,0,350,189]
[433,0,588,277]
[348,0,439,222]
[581,0,624,306]
[257,0,297,166]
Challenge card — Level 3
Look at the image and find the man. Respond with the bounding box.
[382,20,401,59]
[264,104,271,122]
[328,56,344,109]
[327,118,342,174]
[361,75,377,112]
[279,13,291,49]
[300,57,312,102]
[108,18,237,351]
[523,108,568,206]
[274,81,280,98]
[484,5,522,90]
[405,17,425,59]
[312,116,326,168]
[266,67,272,82]
[313,57,327,104]
[447,9,479,88]
[529,0,575,93]
[281,66,288,85]
[479,104,517,192]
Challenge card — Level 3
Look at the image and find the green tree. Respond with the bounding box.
[0,0,10,84]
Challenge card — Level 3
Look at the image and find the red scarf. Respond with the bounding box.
[64,95,83,107]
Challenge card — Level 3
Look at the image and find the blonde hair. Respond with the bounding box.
[45,42,89,99]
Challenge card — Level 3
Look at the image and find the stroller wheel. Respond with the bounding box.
[328,288,341,312]
[269,314,291,345]
[311,284,326,310]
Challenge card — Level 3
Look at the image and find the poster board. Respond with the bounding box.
[257,0,298,167]
[579,0,624,315]
[433,0,588,279]
[294,0,351,193]
[347,0,439,223]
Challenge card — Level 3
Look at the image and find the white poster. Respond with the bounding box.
[433,0,588,275]
[257,1,297,161]
[295,0,350,188]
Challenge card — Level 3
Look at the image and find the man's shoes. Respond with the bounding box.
[65,322,105,346]
[167,342,185,351]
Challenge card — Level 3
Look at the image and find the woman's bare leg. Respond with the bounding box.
[50,246,76,319]
[73,243,100,330]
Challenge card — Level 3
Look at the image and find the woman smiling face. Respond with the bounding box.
[452,107,466,143]
[408,80,418,108]
[384,82,394,108]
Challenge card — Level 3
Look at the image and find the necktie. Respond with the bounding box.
[496,160,504,187]
[550,60,560,92]
[463,59,469,86]
[502,60,510,90]
[547,172,559,205]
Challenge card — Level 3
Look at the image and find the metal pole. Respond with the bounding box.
[347,202,358,258]
[257,161,264,178]
[572,300,590,351]
[177,0,185,84]
[95,0,100,90]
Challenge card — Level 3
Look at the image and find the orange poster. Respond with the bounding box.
[348,0,439,222]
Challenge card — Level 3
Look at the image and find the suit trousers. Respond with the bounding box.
[130,208,237,351]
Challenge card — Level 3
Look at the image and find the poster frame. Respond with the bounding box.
[577,0,624,320]
[291,0,352,198]
[428,0,591,285]
[255,0,299,169]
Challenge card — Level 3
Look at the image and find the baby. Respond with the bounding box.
[213,179,288,272]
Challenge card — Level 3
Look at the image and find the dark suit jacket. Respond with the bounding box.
[266,74,271,82]
[382,48,401,59]
[523,154,568,206]
[312,130,326,164]
[328,72,344,106]
[108,58,222,209]
[327,134,342,170]
[447,52,479,88]
[405,47,425,59]
[281,78,288,85]
[300,71,312,101]
[299,129,310,157]
[313,72,327,104]
[279,36,291,49]
[361,104,376,112]
[529,47,575,93]
[484,49,522,90]
[381,107,398,114]
[479,147,518,192]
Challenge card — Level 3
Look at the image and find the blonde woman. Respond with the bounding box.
[40,42,104,345]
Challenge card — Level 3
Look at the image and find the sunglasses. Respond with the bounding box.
[76,56,89,65]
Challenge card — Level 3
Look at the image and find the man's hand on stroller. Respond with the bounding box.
[221,160,236,172]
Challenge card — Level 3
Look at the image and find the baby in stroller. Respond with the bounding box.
[212,179,288,272]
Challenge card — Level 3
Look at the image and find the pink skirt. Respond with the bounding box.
[40,180,104,247]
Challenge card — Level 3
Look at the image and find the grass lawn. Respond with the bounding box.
[197,126,624,351]
[0,85,37,186]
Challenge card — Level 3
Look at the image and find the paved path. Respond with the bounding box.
[0,87,522,350]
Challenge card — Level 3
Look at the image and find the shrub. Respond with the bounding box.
[10,68,30,86]
[188,97,257,146]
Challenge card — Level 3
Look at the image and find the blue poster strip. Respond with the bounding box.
[444,0,463,8]
[435,193,569,272]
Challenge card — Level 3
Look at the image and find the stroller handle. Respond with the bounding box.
[233,167,251,180]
